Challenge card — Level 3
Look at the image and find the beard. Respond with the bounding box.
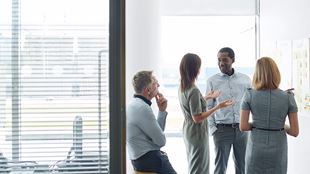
[219,65,232,75]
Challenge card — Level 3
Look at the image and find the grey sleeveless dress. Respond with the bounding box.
[241,89,298,174]
[178,85,209,174]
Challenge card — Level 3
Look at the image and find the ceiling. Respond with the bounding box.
[159,0,257,16]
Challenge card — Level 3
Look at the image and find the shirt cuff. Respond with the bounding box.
[158,111,168,117]
[157,111,168,131]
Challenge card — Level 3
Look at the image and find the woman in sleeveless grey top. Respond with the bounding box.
[240,57,299,174]
[178,53,234,174]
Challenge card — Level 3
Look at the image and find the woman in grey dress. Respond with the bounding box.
[178,53,234,174]
[240,57,299,174]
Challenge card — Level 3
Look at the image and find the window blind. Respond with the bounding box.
[0,0,109,173]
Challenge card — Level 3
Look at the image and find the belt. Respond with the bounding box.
[252,127,284,131]
[216,123,239,128]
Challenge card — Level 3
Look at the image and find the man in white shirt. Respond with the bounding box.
[206,47,251,174]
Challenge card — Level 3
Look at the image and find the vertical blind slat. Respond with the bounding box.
[0,0,109,173]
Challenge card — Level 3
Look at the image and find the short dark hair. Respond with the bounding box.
[218,47,235,60]
[132,71,153,93]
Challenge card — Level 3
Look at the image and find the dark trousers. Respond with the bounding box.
[131,150,177,174]
[213,125,248,174]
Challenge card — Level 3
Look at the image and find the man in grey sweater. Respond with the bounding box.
[127,70,177,174]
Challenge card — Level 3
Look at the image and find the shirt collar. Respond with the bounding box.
[134,94,152,106]
[220,68,236,77]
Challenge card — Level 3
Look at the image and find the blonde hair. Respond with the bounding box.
[252,57,281,90]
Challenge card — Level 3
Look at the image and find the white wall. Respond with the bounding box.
[126,0,161,102]
[260,0,310,42]
[160,0,256,16]
[260,0,310,173]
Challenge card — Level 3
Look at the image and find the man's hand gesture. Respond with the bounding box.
[156,93,168,112]
[205,90,220,100]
